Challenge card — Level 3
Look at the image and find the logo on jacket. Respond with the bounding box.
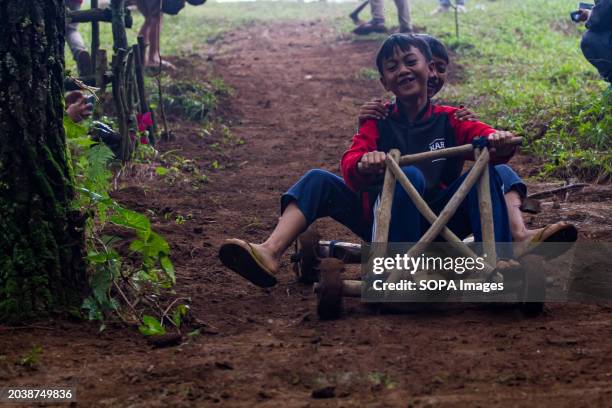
[429,138,446,151]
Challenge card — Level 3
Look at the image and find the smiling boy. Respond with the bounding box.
[219,34,523,288]
[357,34,577,248]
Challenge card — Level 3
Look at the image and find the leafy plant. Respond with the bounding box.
[20,345,43,368]
[65,117,184,335]
[153,81,219,122]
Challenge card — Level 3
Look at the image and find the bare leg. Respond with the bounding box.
[250,202,307,274]
[139,17,151,65]
[147,13,162,67]
[505,190,541,242]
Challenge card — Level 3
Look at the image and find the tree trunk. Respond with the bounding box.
[0,0,87,322]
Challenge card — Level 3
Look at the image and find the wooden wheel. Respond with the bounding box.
[315,259,344,320]
[292,226,321,284]
[519,254,546,317]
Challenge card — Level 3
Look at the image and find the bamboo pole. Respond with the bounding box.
[475,148,497,265]
[373,149,400,243]
[125,48,135,110]
[67,7,112,23]
[110,0,128,51]
[94,50,108,91]
[91,0,100,73]
[112,50,131,161]
[133,44,150,114]
[397,137,522,167]
[137,36,147,67]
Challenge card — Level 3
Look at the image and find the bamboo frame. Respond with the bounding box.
[386,155,495,274]
[91,0,100,74]
[332,138,525,304]
[475,148,497,265]
[373,149,400,243]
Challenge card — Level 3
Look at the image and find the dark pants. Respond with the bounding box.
[495,164,526,198]
[281,165,513,247]
[581,30,612,84]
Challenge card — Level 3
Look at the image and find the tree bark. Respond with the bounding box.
[0,0,87,322]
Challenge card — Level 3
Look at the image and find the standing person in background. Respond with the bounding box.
[576,0,612,89]
[432,0,466,14]
[353,0,413,35]
[66,0,92,76]
[136,0,177,71]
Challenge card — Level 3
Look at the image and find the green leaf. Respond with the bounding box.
[64,115,89,139]
[87,252,108,264]
[139,315,166,336]
[111,208,151,235]
[160,255,175,284]
[129,239,146,253]
[156,166,169,176]
[148,232,170,256]
[82,296,103,321]
[171,304,188,327]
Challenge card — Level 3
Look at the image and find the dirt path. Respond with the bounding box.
[2,21,612,407]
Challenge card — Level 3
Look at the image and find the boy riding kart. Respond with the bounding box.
[357,34,577,252]
[219,34,577,288]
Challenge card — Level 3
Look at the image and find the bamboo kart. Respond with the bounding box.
[291,137,549,319]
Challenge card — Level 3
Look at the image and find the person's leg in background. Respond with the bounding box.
[581,29,612,91]
[353,0,388,35]
[432,0,466,15]
[393,0,413,33]
[136,0,155,66]
[147,12,163,67]
[432,0,451,14]
[65,0,92,76]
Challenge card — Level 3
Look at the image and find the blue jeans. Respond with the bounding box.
[281,166,512,248]
[440,0,465,6]
[495,164,526,198]
[281,169,372,240]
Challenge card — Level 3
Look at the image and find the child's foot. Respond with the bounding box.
[514,222,578,259]
[144,59,177,74]
[219,239,279,287]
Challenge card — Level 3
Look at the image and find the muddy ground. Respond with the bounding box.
[2,22,612,407]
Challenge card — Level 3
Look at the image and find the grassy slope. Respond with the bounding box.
[70,0,610,180]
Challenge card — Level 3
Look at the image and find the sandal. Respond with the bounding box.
[515,222,578,259]
[219,239,277,288]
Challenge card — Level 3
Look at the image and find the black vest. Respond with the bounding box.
[368,105,464,203]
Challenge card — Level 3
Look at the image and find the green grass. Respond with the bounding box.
[69,0,611,180]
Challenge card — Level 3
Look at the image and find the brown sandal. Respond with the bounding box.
[219,239,277,288]
[515,222,578,259]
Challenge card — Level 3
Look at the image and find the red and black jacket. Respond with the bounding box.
[340,101,514,222]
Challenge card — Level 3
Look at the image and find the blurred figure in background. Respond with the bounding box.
[353,0,413,35]
[576,0,612,88]
[65,91,93,123]
[432,0,466,14]
[136,0,174,70]
[66,0,92,76]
